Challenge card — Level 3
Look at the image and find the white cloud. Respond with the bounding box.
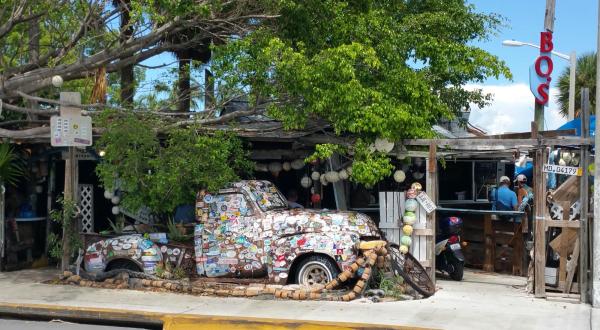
[466,83,568,135]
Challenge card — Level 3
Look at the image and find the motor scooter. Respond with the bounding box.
[435,216,465,281]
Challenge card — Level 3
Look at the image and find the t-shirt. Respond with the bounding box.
[495,185,517,211]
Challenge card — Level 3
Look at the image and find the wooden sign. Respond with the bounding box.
[542,164,582,176]
[416,192,436,214]
[51,115,92,146]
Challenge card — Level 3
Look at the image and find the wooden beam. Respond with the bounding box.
[579,88,590,303]
[402,137,592,149]
[545,220,581,229]
[533,123,548,298]
[473,129,576,140]
[426,142,437,283]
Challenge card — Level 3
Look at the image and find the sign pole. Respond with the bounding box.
[592,0,600,308]
[533,0,555,299]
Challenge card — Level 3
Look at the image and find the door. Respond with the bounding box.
[197,192,264,277]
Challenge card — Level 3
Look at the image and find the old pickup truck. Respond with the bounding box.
[84,180,381,285]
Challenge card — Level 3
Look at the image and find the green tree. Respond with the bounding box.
[212,0,511,184]
[556,53,596,118]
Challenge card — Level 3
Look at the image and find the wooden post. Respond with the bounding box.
[426,142,437,283]
[483,214,495,272]
[533,123,547,298]
[579,88,590,302]
[593,0,600,307]
[59,92,81,271]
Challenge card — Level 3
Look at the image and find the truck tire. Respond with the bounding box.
[294,255,339,286]
[106,259,141,272]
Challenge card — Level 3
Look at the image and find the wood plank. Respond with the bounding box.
[513,222,524,276]
[402,137,593,149]
[413,228,434,236]
[578,88,590,303]
[426,143,437,283]
[483,214,494,272]
[564,237,580,293]
[533,125,548,297]
[545,220,581,229]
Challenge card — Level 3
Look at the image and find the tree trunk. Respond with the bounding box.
[28,13,39,120]
[117,0,135,105]
[177,56,191,113]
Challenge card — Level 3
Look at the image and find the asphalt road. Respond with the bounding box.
[0,319,150,330]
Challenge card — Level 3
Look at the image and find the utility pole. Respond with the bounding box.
[533,0,555,298]
[592,0,600,308]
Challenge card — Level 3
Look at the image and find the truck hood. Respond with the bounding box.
[264,208,380,238]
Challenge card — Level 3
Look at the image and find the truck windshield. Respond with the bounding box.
[239,181,288,212]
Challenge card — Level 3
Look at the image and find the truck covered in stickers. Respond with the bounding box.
[84,180,381,286]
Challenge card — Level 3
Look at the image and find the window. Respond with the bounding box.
[439,160,499,202]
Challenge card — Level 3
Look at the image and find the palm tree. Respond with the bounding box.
[556,53,596,118]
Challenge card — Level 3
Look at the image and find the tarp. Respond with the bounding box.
[557,115,595,137]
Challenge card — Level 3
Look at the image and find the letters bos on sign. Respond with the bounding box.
[529,32,554,106]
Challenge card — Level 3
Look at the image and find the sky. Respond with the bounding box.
[467,0,598,134]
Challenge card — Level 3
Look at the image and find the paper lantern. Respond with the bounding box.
[52,75,63,87]
[374,138,394,153]
[406,188,417,199]
[338,169,348,180]
[325,171,340,183]
[111,206,120,215]
[320,175,328,186]
[403,211,416,225]
[291,159,305,170]
[311,171,321,181]
[311,193,321,204]
[399,245,409,254]
[411,182,423,192]
[413,172,424,180]
[414,157,424,167]
[282,162,291,171]
[401,235,412,246]
[255,163,269,172]
[111,196,120,204]
[393,170,406,183]
[300,176,313,188]
[402,225,413,236]
[405,199,418,212]
[104,190,114,199]
[268,162,282,173]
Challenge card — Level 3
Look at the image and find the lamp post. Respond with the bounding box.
[502,40,576,120]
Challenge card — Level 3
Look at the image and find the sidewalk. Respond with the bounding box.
[0,268,594,329]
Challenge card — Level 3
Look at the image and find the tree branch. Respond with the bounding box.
[0,126,49,139]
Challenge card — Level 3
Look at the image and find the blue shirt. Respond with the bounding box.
[496,186,517,211]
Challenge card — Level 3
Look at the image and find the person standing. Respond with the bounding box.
[515,174,533,210]
[495,176,518,211]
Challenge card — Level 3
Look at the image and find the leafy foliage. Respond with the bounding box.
[0,143,25,186]
[48,196,82,261]
[95,111,253,215]
[212,0,511,184]
[556,53,596,117]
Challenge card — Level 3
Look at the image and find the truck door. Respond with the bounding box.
[195,191,265,277]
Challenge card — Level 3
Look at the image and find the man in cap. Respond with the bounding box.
[495,176,518,211]
[515,174,533,210]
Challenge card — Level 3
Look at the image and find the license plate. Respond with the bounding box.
[450,243,461,251]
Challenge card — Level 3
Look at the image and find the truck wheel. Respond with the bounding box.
[106,259,141,272]
[295,255,339,286]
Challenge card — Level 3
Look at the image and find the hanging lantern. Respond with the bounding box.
[255,163,269,172]
[320,175,328,186]
[400,235,412,246]
[268,162,282,176]
[291,159,305,170]
[411,182,423,192]
[414,157,424,167]
[300,176,313,188]
[282,162,291,171]
[311,171,321,181]
[325,171,340,183]
[111,206,120,215]
[403,211,417,225]
[338,169,349,180]
[402,224,413,236]
[413,172,424,180]
[111,195,120,204]
[104,190,114,199]
[399,245,409,254]
[311,193,321,204]
[393,170,406,183]
[374,138,394,153]
[405,199,418,212]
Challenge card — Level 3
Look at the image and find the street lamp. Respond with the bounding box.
[503,39,577,120]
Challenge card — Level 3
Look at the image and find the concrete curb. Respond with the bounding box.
[0,302,435,330]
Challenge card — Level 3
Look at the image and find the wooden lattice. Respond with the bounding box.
[79,184,94,233]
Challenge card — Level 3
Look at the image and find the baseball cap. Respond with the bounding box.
[514,174,527,182]
[499,176,510,183]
